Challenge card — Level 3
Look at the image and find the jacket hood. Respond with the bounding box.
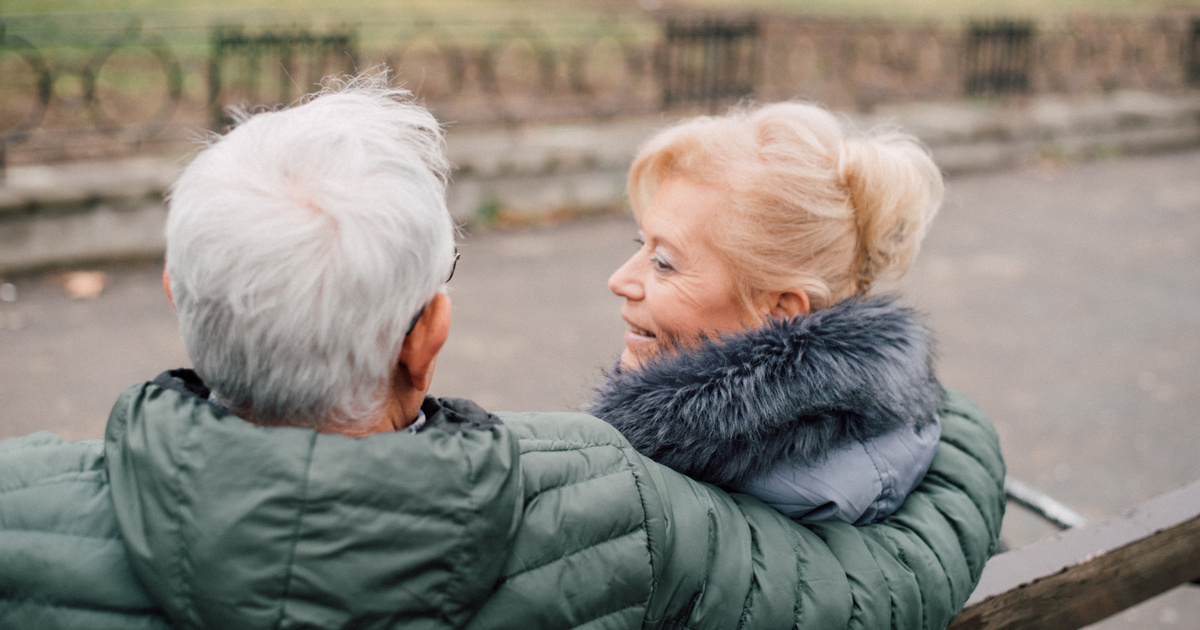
[589,296,943,488]
[104,370,521,630]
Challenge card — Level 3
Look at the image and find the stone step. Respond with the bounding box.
[3,90,1200,274]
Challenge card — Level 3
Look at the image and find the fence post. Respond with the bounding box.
[208,25,357,131]
[659,16,758,112]
[0,21,53,183]
[208,25,230,131]
[1187,17,1200,86]
[964,19,1034,96]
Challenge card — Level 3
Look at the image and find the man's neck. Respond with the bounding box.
[317,393,422,437]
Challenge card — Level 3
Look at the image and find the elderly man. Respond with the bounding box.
[0,78,1004,629]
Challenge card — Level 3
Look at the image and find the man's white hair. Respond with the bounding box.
[165,75,456,431]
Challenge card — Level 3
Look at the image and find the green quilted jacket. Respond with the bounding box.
[0,372,1004,629]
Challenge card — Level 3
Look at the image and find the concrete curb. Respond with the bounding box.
[3,90,1199,274]
[875,91,1200,174]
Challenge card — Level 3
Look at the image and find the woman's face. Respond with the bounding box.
[608,176,757,370]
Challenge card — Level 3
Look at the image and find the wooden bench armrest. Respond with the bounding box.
[950,479,1200,630]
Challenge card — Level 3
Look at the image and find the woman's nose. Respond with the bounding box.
[608,253,644,301]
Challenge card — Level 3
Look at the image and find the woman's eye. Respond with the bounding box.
[651,254,673,272]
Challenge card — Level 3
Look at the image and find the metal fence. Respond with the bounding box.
[1188,17,1200,86]
[0,19,184,172]
[0,23,50,172]
[964,20,1034,95]
[209,26,357,130]
[3,11,1200,174]
[660,17,758,111]
[378,20,661,124]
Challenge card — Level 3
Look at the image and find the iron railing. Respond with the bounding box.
[659,17,758,111]
[0,20,182,175]
[964,19,1035,96]
[3,12,1200,176]
[208,26,357,131]
[0,23,51,175]
[1188,17,1200,86]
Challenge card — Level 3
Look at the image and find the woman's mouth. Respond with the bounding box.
[623,320,657,350]
[626,323,656,338]
[620,319,658,369]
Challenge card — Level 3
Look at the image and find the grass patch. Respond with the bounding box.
[7,0,1200,23]
[682,0,1200,23]
[5,0,1198,57]
[0,3,659,60]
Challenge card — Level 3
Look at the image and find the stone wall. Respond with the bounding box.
[2,11,1198,170]
[751,13,1199,111]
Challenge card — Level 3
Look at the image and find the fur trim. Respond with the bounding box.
[589,296,943,487]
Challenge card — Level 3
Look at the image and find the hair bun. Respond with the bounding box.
[839,131,944,292]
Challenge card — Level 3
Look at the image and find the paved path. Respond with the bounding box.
[2,149,1198,628]
[6,90,1200,274]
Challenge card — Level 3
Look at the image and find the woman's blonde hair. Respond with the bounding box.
[628,102,944,313]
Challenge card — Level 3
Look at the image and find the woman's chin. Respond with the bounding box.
[621,330,661,370]
[618,348,649,372]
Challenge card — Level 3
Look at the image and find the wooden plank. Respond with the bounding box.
[950,479,1200,630]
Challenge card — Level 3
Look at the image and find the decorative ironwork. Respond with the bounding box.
[84,23,184,140]
[382,19,654,125]
[964,20,1035,95]
[1188,18,1200,86]
[0,23,53,177]
[659,17,759,110]
[3,12,1200,176]
[1,18,184,177]
[208,26,358,131]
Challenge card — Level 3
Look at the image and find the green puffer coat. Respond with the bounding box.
[0,372,1004,629]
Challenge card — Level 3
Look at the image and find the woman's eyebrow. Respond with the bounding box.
[641,216,688,262]
[650,235,688,267]
[641,228,666,248]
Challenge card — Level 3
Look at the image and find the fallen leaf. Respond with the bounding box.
[58,271,109,300]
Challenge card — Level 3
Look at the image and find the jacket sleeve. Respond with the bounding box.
[639,390,1005,629]
[0,432,170,630]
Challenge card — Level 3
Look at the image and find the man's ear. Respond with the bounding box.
[768,290,810,319]
[398,293,451,393]
[162,267,175,308]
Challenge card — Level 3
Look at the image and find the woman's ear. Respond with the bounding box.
[769,290,810,319]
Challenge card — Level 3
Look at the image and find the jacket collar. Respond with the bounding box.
[105,371,518,628]
[589,296,943,487]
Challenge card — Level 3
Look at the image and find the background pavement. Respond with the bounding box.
[4,89,1200,273]
[2,127,1198,626]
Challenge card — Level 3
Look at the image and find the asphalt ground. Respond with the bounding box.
[1,149,1198,628]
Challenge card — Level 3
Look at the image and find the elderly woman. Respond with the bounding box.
[590,102,950,524]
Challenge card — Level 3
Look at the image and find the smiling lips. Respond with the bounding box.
[623,319,657,346]
[627,322,655,338]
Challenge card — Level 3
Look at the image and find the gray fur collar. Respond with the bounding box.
[588,296,943,488]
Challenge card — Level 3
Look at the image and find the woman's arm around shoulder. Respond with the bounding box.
[640,389,1005,629]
